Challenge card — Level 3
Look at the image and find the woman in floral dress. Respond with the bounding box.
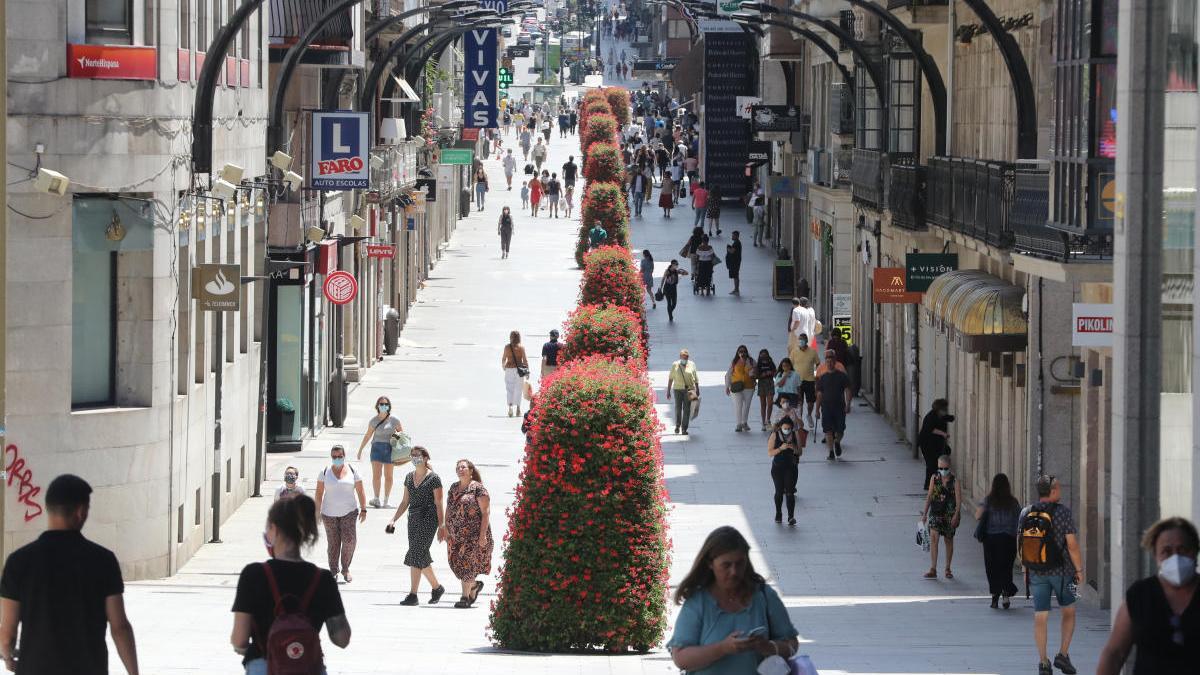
[921,454,962,580]
[446,459,494,608]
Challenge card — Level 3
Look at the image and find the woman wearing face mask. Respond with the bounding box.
[767,418,802,525]
[231,495,351,673]
[387,446,447,605]
[920,455,961,580]
[669,526,798,674]
[314,445,367,583]
[773,357,800,408]
[975,472,1021,608]
[1098,517,1199,674]
[724,345,757,433]
[445,459,494,608]
[754,349,777,432]
[275,466,304,501]
[356,396,404,508]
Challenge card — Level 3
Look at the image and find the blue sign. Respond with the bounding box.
[464,1,506,128]
[311,110,370,190]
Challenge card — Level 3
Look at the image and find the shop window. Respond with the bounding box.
[198,0,209,51]
[72,249,116,406]
[855,66,883,151]
[1049,0,1117,232]
[86,0,133,45]
[180,0,191,50]
[887,55,919,154]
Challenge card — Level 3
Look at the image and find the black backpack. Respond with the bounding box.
[1019,503,1063,572]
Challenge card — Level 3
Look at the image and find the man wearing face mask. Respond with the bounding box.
[1098,517,1200,674]
[275,466,306,501]
[1019,475,1084,675]
[666,348,700,435]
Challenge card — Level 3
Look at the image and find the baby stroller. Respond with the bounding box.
[693,249,717,295]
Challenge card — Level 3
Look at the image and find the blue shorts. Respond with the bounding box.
[370,440,391,464]
[1030,573,1077,612]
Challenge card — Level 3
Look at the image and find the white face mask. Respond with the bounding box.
[1159,553,1198,587]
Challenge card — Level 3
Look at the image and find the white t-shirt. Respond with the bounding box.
[318,464,361,517]
[791,305,817,339]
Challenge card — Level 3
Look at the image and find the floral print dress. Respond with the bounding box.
[446,481,494,579]
[928,473,958,537]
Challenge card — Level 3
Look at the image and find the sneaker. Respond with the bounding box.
[827,452,835,461]
[369,498,381,508]
[835,441,843,457]
[788,517,797,526]
[1038,661,1052,675]
[1052,653,1076,674]
[400,593,419,606]
[429,585,446,604]
[674,426,680,435]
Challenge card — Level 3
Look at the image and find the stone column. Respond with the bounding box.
[1111,0,1167,612]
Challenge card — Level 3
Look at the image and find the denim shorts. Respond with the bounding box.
[1030,573,1077,612]
[370,440,391,463]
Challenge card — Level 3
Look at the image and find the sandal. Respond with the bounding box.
[342,571,352,583]
[470,581,485,604]
[944,568,954,579]
[454,598,471,609]
[923,569,937,579]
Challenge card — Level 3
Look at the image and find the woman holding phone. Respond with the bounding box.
[668,526,799,674]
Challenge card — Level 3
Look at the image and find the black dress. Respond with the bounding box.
[404,471,442,568]
[1126,576,1200,673]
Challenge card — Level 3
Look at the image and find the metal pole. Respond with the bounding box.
[0,0,8,556]
[252,268,270,497]
[210,316,224,543]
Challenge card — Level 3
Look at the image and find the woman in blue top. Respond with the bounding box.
[773,358,800,406]
[669,526,799,674]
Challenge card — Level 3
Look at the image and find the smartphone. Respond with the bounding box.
[384,524,395,534]
[743,626,768,639]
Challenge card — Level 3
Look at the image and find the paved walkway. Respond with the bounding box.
[120,45,1112,675]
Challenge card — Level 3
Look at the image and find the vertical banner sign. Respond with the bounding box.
[311,111,370,190]
[465,0,507,128]
[702,32,751,199]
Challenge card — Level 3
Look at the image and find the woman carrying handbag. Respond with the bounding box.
[501,331,529,418]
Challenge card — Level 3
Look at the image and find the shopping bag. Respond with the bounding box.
[690,397,701,420]
[916,519,930,552]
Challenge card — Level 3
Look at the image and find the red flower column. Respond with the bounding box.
[488,356,670,652]
[577,184,630,265]
[579,246,648,349]
[560,304,646,368]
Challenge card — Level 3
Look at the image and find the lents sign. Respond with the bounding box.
[464,0,507,128]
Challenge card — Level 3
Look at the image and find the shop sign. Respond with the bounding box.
[735,96,762,119]
[193,264,241,312]
[366,244,396,259]
[416,178,437,201]
[464,4,505,129]
[311,111,370,190]
[498,66,513,90]
[1072,303,1114,347]
[702,32,751,195]
[750,105,805,132]
[873,267,922,304]
[748,141,771,163]
[905,253,958,292]
[632,59,678,73]
[67,44,157,80]
[832,315,852,345]
[832,293,851,316]
[765,174,800,199]
[323,270,358,305]
[440,149,474,165]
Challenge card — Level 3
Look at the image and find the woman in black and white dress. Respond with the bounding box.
[387,446,447,606]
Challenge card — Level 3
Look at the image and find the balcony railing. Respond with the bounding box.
[927,156,1017,247]
[271,0,354,46]
[851,149,885,210]
[887,153,925,230]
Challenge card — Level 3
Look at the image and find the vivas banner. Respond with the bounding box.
[311,111,370,190]
[465,0,507,128]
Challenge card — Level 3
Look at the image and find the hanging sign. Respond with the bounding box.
[905,253,958,292]
[311,111,370,190]
[464,1,507,128]
[873,267,922,304]
[1072,303,1114,347]
[366,244,396,259]
[193,264,242,312]
[323,270,358,305]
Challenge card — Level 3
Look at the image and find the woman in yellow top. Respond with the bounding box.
[724,345,757,432]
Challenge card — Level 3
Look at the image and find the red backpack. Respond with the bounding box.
[260,563,324,675]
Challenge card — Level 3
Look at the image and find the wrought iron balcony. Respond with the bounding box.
[887,153,925,231]
[886,0,949,10]
[851,149,885,210]
[271,0,354,47]
[927,156,1017,248]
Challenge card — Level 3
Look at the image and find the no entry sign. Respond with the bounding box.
[323,270,358,305]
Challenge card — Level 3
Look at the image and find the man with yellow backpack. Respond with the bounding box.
[1019,475,1085,675]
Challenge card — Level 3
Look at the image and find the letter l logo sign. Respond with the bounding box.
[332,122,350,153]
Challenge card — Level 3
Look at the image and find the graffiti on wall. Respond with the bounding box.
[5,444,44,522]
